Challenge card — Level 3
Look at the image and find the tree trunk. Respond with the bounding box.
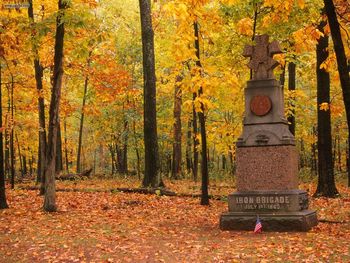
[323,0,350,187]
[0,59,8,209]
[64,118,69,173]
[222,154,226,171]
[44,0,67,212]
[280,65,286,88]
[55,122,63,174]
[171,76,182,179]
[109,144,116,175]
[192,95,199,182]
[194,21,209,205]
[76,57,90,174]
[28,0,47,195]
[186,119,192,174]
[29,153,34,176]
[314,20,339,197]
[10,77,15,189]
[121,118,128,174]
[337,131,341,171]
[15,133,23,177]
[288,62,296,135]
[23,156,27,176]
[139,0,162,188]
[132,120,141,180]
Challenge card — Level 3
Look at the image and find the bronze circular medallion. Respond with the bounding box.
[250,95,272,116]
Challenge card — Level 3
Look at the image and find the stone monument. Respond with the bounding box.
[220,35,318,231]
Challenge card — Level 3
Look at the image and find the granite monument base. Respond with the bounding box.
[220,190,318,231]
[220,210,318,232]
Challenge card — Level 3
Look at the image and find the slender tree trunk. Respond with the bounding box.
[192,95,199,182]
[172,76,182,179]
[139,0,162,188]
[132,119,141,180]
[109,144,115,175]
[337,131,341,171]
[323,0,350,187]
[222,154,226,171]
[288,62,296,135]
[64,118,69,173]
[280,65,286,88]
[10,77,15,189]
[250,2,259,79]
[29,153,33,176]
[186,119,192,174]
[76,57,90,174]
[194,21,209,205]
[121,117,128,174]
[55,123,63,174]
[0,59,8,209]
[314,20,339,197]
[15,133,23,177]
[23,156,27,176]
[28,0,47,195]
[4,127,9,181]
[44,0,67,212]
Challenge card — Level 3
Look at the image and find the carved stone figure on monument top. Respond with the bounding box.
[243,34,282,80]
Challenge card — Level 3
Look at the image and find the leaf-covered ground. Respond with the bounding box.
[1,179,350,262]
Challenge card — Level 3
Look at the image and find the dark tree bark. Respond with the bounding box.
[222,154,226,171]
[323,0,350,188]
[139,0,162,188]
[288,62,296,135]
[22,156,27,176]
[279,65,286,88]
[4,127,9,181]
[76,57,90,174]
[28,0,47,195]
[186,119,192,174]
[44,0,67,212]
[108,144,116,175]
[314,20,339,197]
[192,95,199,182]
[55,122,63,173]
[171,76,182,179]
[10,77,15,189]
[63,118,69,173]
[123,121,128,173]
[15,133,23,177]
[0,59,8,209]
[132,119,141,179]
[194,21,209,205]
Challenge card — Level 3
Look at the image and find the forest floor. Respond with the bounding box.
[0,177,349,262]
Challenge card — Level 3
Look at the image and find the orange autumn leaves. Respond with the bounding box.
[1,179,350,262]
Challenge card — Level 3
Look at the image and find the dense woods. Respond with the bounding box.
[0,0,349,210]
